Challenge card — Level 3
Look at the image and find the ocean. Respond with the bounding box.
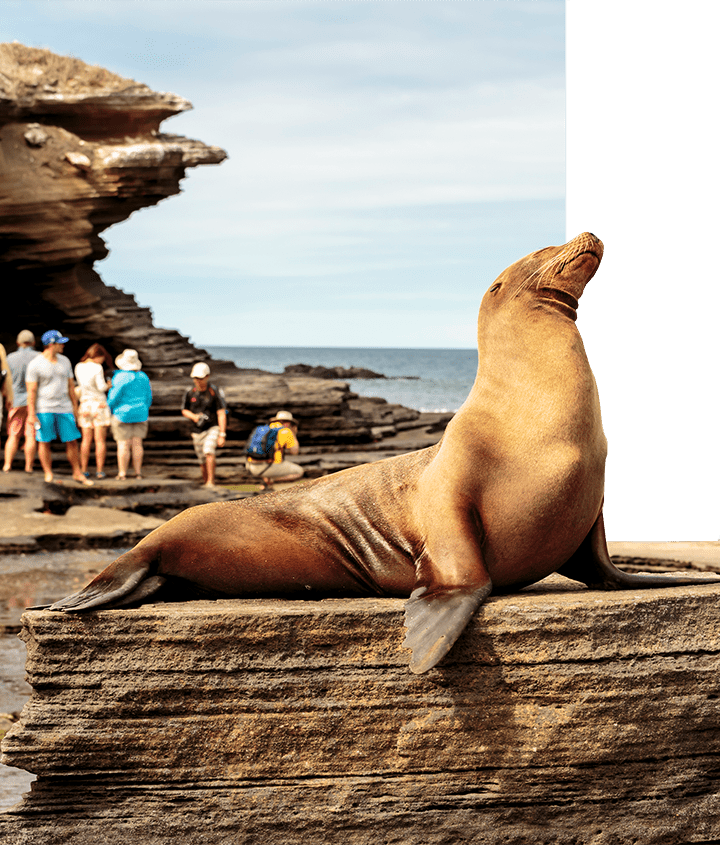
[205,347,478,414]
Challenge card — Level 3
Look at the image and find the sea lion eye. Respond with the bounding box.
[490,283,501,293]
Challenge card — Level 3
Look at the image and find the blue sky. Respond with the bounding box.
[2,0,564,348]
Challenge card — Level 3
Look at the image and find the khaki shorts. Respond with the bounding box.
[245,459,304,479]
[191,426,221,462]
[111,417,148,442]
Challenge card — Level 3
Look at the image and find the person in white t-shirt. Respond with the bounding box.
[25,330,93,486]
[75,343,113,479]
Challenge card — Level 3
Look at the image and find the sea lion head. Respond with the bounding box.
[480,232,604,322]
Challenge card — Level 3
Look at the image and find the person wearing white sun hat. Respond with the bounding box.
[245,409,304,491]
[107,349,152,481]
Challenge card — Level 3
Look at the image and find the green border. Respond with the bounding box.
[567,0,720,540]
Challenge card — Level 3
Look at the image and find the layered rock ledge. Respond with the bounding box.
[0,43,225,363]
[2,577,720,844]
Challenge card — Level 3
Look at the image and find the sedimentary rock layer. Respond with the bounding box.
[0,42,225,370]
[2,577,720,844]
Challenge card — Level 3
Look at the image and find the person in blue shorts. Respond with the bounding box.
[25,330,93,486]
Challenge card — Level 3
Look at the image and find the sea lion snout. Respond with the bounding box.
[543,232,604,302]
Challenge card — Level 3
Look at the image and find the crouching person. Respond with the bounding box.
[245,410,304,491]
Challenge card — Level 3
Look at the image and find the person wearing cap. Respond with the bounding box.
[25,329,92,485]
[3,330,39,473]
[107,349,152,481]
[181,362,228,488]
[245,410,304,490]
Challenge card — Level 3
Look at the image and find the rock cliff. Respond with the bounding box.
[0,42,224,370]
[0,43,446,448]
[2,577,720,843]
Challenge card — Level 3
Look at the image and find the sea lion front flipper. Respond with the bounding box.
[558,510,720,590]
[403,582,492,674]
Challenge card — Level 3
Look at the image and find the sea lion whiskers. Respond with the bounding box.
[511,235,601,302]
[511,243,574,295]
[510,253,565,299]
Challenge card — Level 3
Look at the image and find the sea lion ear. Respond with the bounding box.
[402,583,491,674]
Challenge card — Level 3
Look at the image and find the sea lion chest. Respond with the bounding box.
[426,325,607,587]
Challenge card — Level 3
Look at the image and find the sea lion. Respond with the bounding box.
[43,232,720,673]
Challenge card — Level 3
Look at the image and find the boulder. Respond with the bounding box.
[2,576,720,843]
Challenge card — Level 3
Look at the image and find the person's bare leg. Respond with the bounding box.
[79,427,93,474]
[131,437,143,478]
[203,454,217,487]
[24,423,37,472]
[94,425,108,475]
[37,441,54,482]
[3,430,20,471]
[67,439,93,485]
[116,440,130,479]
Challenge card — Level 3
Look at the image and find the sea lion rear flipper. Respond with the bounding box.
[403,583,491,674]
[46,552,155,611]
[558,510,720,590]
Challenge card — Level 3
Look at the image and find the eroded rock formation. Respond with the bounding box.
[0,42,225,369]
[0,43,444,448]
[2,578,720,843]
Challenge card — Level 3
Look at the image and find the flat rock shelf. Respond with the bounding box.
[2,575,720,844]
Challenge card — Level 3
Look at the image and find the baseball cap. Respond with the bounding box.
[41,330,69,346]
[16,330,35,345]
[190,362,211,378]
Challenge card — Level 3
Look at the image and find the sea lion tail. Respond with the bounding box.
[403,583,491,674]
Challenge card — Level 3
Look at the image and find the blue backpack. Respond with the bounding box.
[245,424,281,461]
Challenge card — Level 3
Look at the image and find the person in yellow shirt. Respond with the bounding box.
[245,410,304,490]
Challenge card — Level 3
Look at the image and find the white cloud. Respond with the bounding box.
[4,0,565,346]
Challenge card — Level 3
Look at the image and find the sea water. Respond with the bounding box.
[205,346,478,413]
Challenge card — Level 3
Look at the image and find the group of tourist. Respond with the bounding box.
[1,329,304,490]
[1,330,152,485]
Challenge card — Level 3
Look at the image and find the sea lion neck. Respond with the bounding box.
[534,287,580,321]
[475,300,584,378]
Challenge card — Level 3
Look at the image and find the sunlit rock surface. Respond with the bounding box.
[2,577,720,844]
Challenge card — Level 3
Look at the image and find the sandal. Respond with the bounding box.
[115,474,127,481]
[96,471,106,480]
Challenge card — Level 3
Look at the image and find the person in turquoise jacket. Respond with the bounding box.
[107,349,152,480]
